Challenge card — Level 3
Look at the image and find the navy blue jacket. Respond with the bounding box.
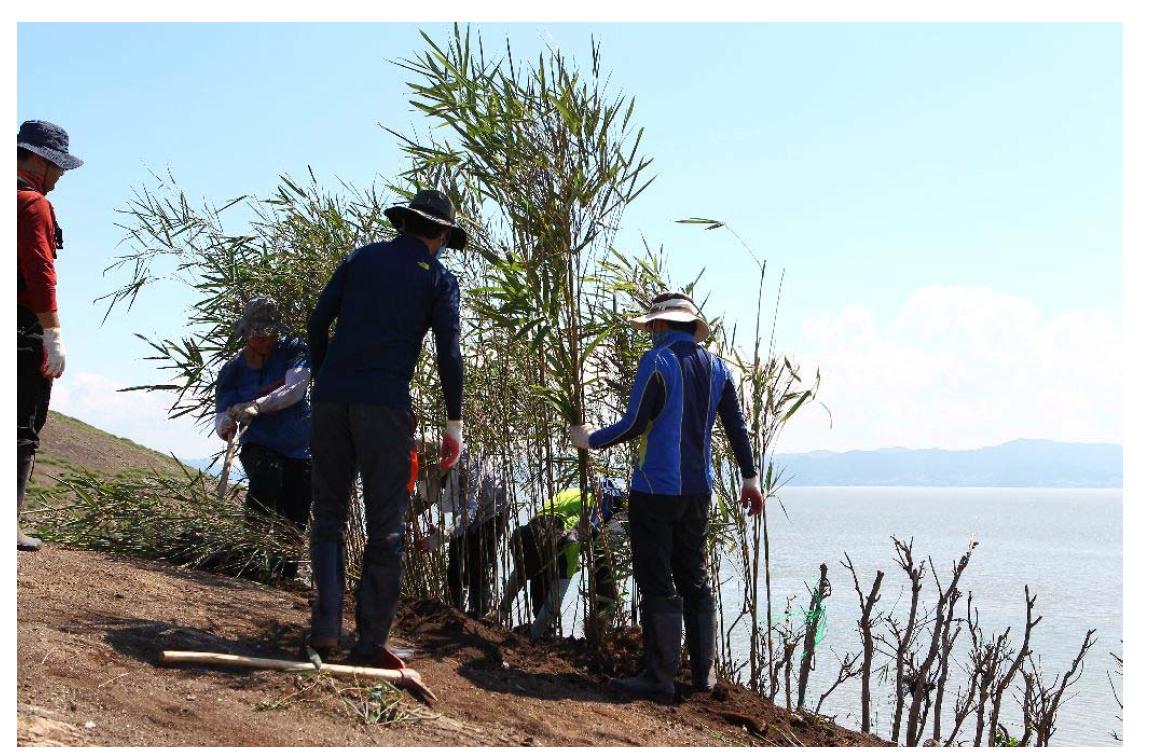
[308,235,463,419]
[589,330,756,496]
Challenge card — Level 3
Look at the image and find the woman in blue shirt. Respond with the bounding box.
[215,296,312,578]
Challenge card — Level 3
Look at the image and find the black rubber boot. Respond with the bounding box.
[352,536,404,659]
[611,606,660,691]
[308,538,345,656]
[17,452,41,552]
[611,598,682,704]
[684,603,717,693]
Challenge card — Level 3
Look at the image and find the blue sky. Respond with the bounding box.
[16,22,1122,456]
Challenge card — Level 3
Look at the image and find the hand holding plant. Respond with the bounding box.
[229,401,260,424]
[569,425,593,451]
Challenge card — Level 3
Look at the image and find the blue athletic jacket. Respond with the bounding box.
[589,330,757,496]
[215,337,311,460]
[307,234,463,419]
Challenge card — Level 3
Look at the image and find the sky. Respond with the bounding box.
[14,22,1122,458]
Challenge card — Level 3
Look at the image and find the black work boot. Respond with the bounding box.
[684,603,718,693]
[308,538,345,657]
[612,602,659,685]
[17,452,41,553]
[352,536,405,661]
[611,598,683,704]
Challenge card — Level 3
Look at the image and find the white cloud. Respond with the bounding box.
[49,371,221,460]
[50,285,1121,459]
[778,286,1122,452]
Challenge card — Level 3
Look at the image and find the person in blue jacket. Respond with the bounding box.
[570,291,764,702]
[214,296,312,578]
[305,189,466,667]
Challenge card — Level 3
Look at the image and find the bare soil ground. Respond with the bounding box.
[17,547,887,747]
[17,411,888,746]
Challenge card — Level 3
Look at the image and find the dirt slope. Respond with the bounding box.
[17,412,888,746]
[29,411,183,490]
[17,548,886,747]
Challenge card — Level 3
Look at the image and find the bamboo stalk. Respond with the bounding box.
[158,650,438,703]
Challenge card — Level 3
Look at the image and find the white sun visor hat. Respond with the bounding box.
[627,292,712,343]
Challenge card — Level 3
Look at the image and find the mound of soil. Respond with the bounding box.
[17,546,887,746]
[398,600,888,748]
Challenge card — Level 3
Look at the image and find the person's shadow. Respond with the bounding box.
[80,613,306,691]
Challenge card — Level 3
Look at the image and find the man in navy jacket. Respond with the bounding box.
[305,189,466,666]
[570,292,764,702]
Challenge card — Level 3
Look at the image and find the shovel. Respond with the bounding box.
[160,649,438,704]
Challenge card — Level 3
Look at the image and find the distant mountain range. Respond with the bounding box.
[185,439,1123,489]
[179,456,246,482]
[770,439,1122,488]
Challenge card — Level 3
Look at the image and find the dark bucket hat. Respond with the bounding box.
[233,295,284,339]
[17,120,83,171]
[384,189,468,251]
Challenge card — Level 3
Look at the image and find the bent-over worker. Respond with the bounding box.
[428,452,510,617]
[499,479,623,639]
[214,295,312,577]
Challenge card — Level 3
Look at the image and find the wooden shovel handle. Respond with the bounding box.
[159,650,437,703]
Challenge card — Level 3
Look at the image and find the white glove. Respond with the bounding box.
[229,401,260,425]
[440,420,463,471]
[40,327,66,379]
[569,424,593,451]
[215,412,237,441]
[740,475,765,516]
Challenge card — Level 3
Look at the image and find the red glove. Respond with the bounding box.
[740,476,765,517]
[440,420,463,471]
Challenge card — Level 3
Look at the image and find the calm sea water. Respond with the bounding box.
[718,487,1123,747]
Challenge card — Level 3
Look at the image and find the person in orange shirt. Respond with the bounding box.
[16,120,83,553]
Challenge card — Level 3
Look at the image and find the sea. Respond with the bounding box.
[717,486,1123,747]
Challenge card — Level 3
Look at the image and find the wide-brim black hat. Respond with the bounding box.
[384,189,468,251]
[18,120,83,171]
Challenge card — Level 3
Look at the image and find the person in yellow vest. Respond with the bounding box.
[499,479,624,639]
